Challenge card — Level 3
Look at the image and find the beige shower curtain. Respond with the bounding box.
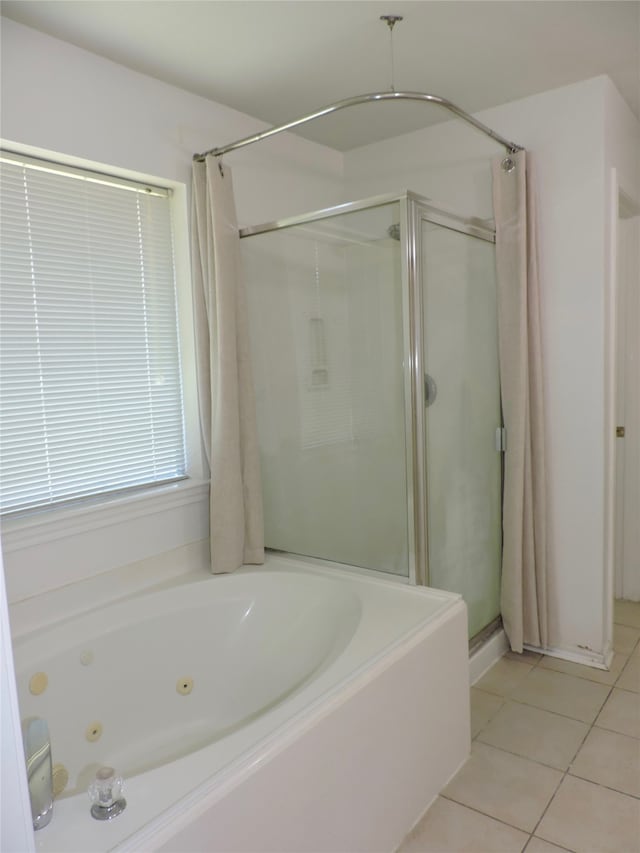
[492,150,548,652]
[191,156,264,573]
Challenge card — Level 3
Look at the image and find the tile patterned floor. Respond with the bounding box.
[398,600,640,853]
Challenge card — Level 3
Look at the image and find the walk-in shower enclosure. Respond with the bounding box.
[241,192,502,640]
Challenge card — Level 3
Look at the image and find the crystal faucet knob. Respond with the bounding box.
[88,766,126,820]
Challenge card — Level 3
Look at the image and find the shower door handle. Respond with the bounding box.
[424,374,437,407]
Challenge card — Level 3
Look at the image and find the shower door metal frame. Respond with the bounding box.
[239,191,496,589]
[401,194,496,590]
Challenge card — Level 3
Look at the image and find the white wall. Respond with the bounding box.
[605,79,640,606]
[615,214,640,602]
[0,18,345,604]
[605,78,640,205]
[345,76,640,662]
[0,19,344,228]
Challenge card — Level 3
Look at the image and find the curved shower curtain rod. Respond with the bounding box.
[193,90,524,162]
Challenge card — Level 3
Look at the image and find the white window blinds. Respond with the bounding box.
[0,153,187,515]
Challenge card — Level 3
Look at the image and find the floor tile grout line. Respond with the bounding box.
[473,643,626,738]
[478,658,622,700]
[468,644,629,851]
[605,683,640,696]
[536,659,629,687]
[526,673,624,844]
[473,707,595,775]
[488,694,607,727]
[567,767,640,801]
[455,736,578,853]
[471,693,607,742]
[498,642,620,691]
[473,736,585,775]
[444,732,586,840]
[593,720,640,740]
[522,832,577,853]
[527,741,586,843]
[612,629,640,658]
[437,792,536,837]
[521,835,539,853]
[458,631,638,853]
[518,831,570,853]
[615,654,640,691]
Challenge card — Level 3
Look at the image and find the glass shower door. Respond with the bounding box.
[242,201,411,578]
[420,216,502,639]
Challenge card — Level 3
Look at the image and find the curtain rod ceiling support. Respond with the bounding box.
[380,15,403,31]
[193,91,524,162]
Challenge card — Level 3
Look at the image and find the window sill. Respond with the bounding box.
[2,479,210,605]
[1,479,209,553]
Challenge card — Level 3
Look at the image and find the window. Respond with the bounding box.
[0,153,187,515]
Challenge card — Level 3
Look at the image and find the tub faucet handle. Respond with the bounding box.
[22,717,54,830]
[88,766,126,820]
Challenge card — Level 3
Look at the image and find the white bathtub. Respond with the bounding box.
[13,553,470,853]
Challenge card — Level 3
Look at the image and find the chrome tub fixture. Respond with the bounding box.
[88,766,127,821]
[22,717,54,830]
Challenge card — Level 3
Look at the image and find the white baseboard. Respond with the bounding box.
[523,642,610,670]
[469,628,509,684]
[468,630,613,681]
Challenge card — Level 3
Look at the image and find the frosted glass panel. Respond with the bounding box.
[421,221,502,637]
[242,203,409,577]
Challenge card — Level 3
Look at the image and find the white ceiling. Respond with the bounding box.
[2,0,639,151]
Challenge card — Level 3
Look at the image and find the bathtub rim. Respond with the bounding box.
[9,546,453,646]
[8,544,417,643]
[11,560,365,664]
